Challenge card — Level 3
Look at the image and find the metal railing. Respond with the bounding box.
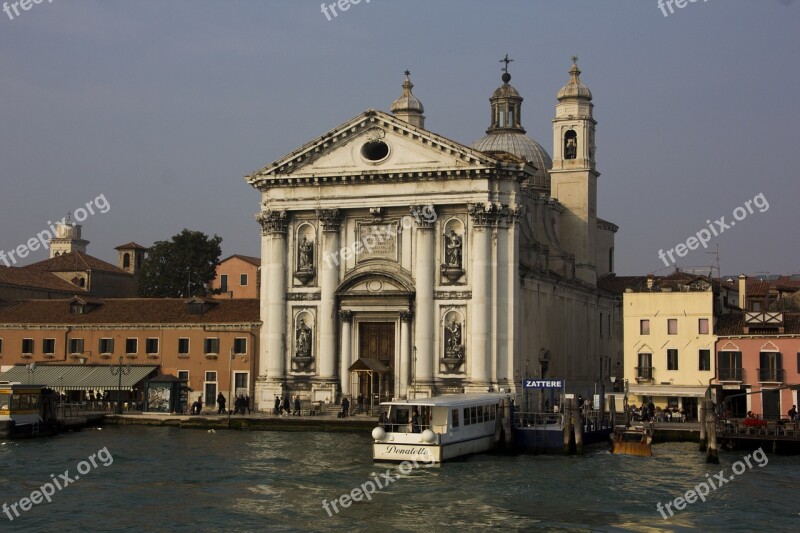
[757,368,783,382]
[635,366,654,381]
[719,367,744,381]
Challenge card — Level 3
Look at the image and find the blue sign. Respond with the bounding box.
[523,379,564,389]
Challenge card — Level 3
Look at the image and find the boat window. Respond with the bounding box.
[393,407,410,425]
[490,405,496,421]
[11,393,38,410]
[0,393,9,410]
[452,409,459,428]
[470,406,477,425]
[463,408,471,426]
[477,406,484,422]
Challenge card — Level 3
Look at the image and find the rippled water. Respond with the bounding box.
[0,426,797,532]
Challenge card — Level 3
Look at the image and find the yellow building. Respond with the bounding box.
[622,273,728,420]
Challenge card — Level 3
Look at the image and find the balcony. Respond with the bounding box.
[757,368,783,383]
[635,366,654,382]
[719,367,744,382]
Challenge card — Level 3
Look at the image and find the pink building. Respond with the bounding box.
[715,312,800,419]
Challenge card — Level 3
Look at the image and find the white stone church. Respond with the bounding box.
[247,60,621,410]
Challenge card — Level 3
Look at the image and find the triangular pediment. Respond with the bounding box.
[247,110,501,185]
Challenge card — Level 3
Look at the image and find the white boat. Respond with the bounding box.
[371,393,511,463]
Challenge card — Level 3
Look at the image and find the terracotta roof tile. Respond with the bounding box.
[716,312,800,336]
[0,298,260,325]
[26,252,129,275]
[0,266,86,293]
[114,242,148,250]
[221,255,261,267]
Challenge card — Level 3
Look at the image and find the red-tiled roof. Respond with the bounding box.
[716,312,800,336]
[114,242,148,250]
[0,298,260,325]
[220,254,261,267]
[0,266,86,293]
[597,274,648,294]
[26,252,129,275]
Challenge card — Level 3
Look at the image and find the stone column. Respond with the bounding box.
[413,205,435,394]
[256,210,288,406]
[399,310,413,399]
[317,209,341,386]
[339,310,353,397]
[495,212,509,386]
[506,207,522,387]
[468,204,494,387]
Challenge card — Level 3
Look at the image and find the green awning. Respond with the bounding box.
[0,364,158,391]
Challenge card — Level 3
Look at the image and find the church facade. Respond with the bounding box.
[247,61,621,410]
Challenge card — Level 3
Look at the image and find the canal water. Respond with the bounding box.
[1,426,797,532]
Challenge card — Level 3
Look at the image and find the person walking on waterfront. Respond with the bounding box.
[274,395,280,415]
[216,392,226,414]
[789,405,797,420]
[356,394,363,414]
[244,395,251,414]
[341,396,350,418]
[293,396,301,416]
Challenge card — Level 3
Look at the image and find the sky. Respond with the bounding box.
[1,0,798,277]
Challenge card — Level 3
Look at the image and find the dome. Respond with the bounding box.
[473,132,552,179]
[491,83,520,99]
[391,77,424,114]
[557,61,592,101]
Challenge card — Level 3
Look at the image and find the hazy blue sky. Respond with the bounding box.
[1,0,798,277]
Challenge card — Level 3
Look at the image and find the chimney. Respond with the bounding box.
[738,274,747,310]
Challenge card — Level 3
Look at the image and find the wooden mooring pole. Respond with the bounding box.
[574,401,584,455]
[704,399,719,464]
[563,398,573,455]
[698,400,707,451]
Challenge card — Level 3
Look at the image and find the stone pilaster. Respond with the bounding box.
[339,310,353,397]
[315,209,341,399]
[412,205,435,397]
[254,210,288,409]
[399,310,413,399]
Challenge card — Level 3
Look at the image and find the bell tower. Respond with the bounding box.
[550,58,598,285]
[49,216,89,258]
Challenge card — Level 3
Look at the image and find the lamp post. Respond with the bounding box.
[26,362,36,384]
[110,356,131,414]
[412,346,417,400]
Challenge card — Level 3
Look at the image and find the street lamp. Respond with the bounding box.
[412,346,417,400]
[110,356,131,414]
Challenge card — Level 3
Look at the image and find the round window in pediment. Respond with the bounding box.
[361,140,390,163]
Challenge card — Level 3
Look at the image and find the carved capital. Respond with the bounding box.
[399,310,414,321]
[316,209,341,232]
[256,210,288,235]
[409,205,435,229]
[468,203,524,227]
[338,310,353,323]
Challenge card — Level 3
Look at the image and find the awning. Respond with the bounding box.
[0,364,158,391]
[628,385,709,398]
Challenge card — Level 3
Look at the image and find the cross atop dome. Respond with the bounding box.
[500,54,514,83]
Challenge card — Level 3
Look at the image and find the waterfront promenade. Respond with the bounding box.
[103,411,377,432]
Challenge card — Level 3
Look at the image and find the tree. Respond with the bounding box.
[138,229,222,298]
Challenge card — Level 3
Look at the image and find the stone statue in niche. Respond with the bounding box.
[298,237,314,271]
[565,136,577,160]
[444,229,462,269]
[296,319,312,357]
[444,318,464,359]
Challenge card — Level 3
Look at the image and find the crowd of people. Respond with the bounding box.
[628,402,688,423]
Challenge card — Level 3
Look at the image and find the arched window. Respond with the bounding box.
[609,247,614,273]
[564,130,578,160]
[123,253,131,268]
